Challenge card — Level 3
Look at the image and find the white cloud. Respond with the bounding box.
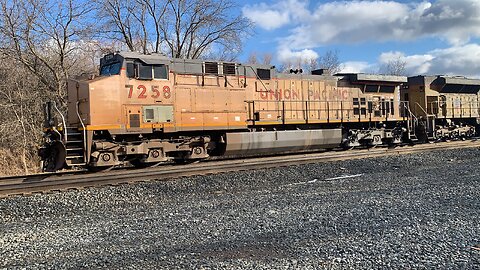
[340,61,376,74]
[242,4,290,30]
[427,44,480,77]
[242,0,309,30]
[277,47,318,65]
[245,0,480,47]
[373,44,480,77]
[244,1,480,77]
[379,51,434,75]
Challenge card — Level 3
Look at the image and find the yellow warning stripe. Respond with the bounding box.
[80,118,404,131]
[254,118,402,125]
[81,125,123,131]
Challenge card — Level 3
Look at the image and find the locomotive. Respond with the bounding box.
[39,52,479,171]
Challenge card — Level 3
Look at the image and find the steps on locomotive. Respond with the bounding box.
[407,114,436,142]
[65,127,86,166]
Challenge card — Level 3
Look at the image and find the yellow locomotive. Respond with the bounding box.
[39,52,478,171]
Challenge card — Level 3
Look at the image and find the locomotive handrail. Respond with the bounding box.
[401,102,417,121]
[76,101,87,163]
[414,102,430,117]
[52,101,67,143]
[245,99,357,123]
[428,100,479,118]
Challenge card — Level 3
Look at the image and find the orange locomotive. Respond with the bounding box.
[39,52,478,171]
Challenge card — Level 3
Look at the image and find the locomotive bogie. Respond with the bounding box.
[433,121,476,141]
[88,135,211,168]
[343,127,405,148]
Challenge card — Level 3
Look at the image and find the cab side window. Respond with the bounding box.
[138,63,152,80]
[126,62,135,78]
[153,65,168,79]
[126,61,169,80]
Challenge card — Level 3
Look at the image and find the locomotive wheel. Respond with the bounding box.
[42,141,66,172]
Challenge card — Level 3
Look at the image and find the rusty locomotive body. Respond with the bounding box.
[39,52,480,171]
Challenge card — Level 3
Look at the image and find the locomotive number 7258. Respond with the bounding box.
[125,84,171,99]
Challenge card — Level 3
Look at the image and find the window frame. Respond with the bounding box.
[126,61,169,80]
[138,63,153,80]
[153,64,169,80]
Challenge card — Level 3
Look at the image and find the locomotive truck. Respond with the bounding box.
[39,52,479,171]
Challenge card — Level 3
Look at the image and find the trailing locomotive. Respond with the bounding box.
[39,52,479,171]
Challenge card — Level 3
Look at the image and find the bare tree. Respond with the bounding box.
[0,0,97,174]
[247,52,258,64]
[99,0,142,52]
[276,59,292,73]
[141,0,170,53]
[380,57,407,76]
[319,50,342,75]
[162,0,251,59]
[100,0,251,59]
[0,0,96,97]
[0,61,45,174]
[307,58,318,73]
[262,52,272,66]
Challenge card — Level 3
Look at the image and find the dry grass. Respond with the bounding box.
[0,148,40,176]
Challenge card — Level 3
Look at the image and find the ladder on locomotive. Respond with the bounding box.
[403,102,436,142]
[64,127,86,166]
[413,102,437,140]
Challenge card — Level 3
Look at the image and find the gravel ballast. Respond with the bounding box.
[1,148,479,269]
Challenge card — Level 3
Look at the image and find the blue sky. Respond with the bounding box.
[238,0,480,77]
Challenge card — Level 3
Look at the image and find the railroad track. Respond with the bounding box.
[1,140,479,198]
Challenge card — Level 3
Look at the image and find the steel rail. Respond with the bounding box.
[1,140,479,198]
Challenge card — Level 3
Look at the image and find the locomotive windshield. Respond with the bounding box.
[100,62,122,76]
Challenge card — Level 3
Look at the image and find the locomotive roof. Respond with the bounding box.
[437,76,480,86]
[114,51,271,67]
[409,75,480,94]
[113,51,274,75]
[409,75,480,85]
[338,73,407,84]
[107,52,404,83]
[435,76,480,94]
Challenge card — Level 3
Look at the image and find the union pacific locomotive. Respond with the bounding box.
[39,52,480,171]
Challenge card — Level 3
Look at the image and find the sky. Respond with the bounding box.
[239,0,480,77]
